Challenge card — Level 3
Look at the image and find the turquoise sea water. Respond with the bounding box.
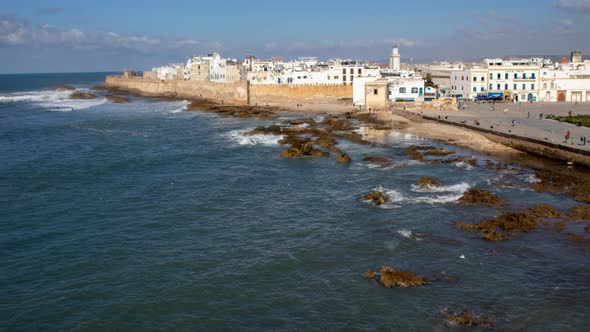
[1,73,589,331]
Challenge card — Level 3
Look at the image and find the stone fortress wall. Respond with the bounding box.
[105,76,353,106]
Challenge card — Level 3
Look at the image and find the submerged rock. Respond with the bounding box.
[363,191,388,206]
[416,176,442,189]
[70,91,97,99]
[280,118,317,126]
[442,307,495,329]
[527,204,563,219]
[378,266,429,288]
[458,189,503,205]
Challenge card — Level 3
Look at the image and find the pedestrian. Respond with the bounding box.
[512,120,516,127]
[565,130,571,143]
[581,137,586,146]
[568,110,572,117]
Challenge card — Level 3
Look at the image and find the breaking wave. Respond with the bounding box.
[453,161,475,170]
[373,182,471,207]
[227,129,283,146]
[0,89,106,111]
[169,100,190,114]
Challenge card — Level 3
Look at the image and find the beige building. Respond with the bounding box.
[225,62,242,82]
[365,79,389,110]
[189,62,210,81]
[142,70,158,80]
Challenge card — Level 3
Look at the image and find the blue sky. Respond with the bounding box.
[1,0,589,73]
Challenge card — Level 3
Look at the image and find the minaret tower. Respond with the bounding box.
[389,45,401,71]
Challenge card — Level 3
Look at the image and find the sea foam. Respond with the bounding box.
[227,129,283,146]
[0,90,106,111]
[374,182,471,207]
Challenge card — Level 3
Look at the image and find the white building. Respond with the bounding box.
[389,45,401,71]
[450,57,544,101]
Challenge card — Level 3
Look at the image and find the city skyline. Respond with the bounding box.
[1,0,589,73]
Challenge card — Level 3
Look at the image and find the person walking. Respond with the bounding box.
[565,130,571,143]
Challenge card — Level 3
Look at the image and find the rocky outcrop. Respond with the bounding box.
[105,95,131,103]
[532,171,590,204]
[335,153,351,163]
[52,84,76,91]
[363,191,388,206]
[423,148,455,157]
[246,125,283,136]
[458,189,503,206]
[69,91,97,99]
[377,266,429,288]
[416,176,442,189]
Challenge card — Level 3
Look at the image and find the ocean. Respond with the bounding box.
[1,73,589,331]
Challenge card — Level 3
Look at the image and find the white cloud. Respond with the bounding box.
[554,0,590,12]
[0,15,222,54]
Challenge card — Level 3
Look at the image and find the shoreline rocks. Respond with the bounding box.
[457,211,540,241]
[416,176,442,189]
[105,95,131,103]
[69,91,97,99]
[375,266,429,288]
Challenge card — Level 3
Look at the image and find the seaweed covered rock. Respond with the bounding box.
[457,212,540,241]
[364,268,376,279]
[246,125,283,136]
[423,148,455,157]
[363,191,389,206]
[458,189,503,205]
[280,118,317,126]
[442,307,495,329]
[404,145,436,161]
[416,176,442,189]
[362,155,394,168]
[532,171,590,204]
[528,204,563,219]
[378,266,429,288]
[70,91,97,99]
[335,153,351,164]
[568,205,590,220]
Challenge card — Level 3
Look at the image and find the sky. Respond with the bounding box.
[0,0,589,73]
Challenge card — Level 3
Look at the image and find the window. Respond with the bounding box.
[489,84,493,90]
[523,73,527,79]
[531,73,536,79]
[399,87,406,93]
[343,76,346,82]
[497,84,501,90]
[342,69,346,74]
[481,87,485,92]
[411,87,419,94]
[481,77,485,82]
[531,84,535,90]
[514,73,518,79]
[514,83,517,90]
[497,73,501,79]
[461,76,464,81]
[490,73,493,79]
[373,89,378,95]
[334,76,339,80]
[522,83,526,90]
[505,73,509,79]
[358,69,362,75]
[473,77,477,82]
[473,87,477,92]
[350,76,353,82]
[349,68,354,74]
[543,83,547,89]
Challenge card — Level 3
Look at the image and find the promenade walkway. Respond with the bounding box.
[409,102,590,153]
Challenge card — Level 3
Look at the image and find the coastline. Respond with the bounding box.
[96,81,590,169]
